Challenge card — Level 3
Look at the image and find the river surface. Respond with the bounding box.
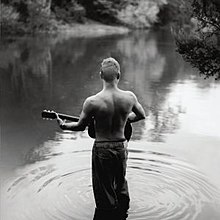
[1,30,220,220]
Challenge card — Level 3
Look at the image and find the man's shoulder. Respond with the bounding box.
[119,89,136,100]
[82,95,99,113]
[85,95,97,104]
[84,93,101,106]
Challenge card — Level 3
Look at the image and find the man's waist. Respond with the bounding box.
[93,139,127,148]
[94,138,126,143]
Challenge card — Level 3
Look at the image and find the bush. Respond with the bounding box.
[79,0,167,27]
[176,36,220,80]
[0,3,20,33]
[157,0,191,26]
[117,0,166,28]
[78,0,118,24]
[53,1,85,23]
[27,0,51,32]
[173,0,220,80]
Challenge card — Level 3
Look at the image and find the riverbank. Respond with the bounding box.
[56,21,130,37]
[1,20,131,38]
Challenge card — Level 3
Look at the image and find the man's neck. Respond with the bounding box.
[103,81,118,90]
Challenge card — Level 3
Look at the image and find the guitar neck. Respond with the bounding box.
[42,110,132,141]
[57,113,79,122]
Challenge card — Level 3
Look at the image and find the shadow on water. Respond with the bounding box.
[1,30,220,220]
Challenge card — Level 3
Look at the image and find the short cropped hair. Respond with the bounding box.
[101,57,120,82]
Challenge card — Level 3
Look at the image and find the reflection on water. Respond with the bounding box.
[1,30,220,219]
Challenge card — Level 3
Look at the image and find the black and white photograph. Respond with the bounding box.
[1,0,220,219]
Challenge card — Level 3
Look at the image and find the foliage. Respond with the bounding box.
[192,0,220,32]
[157,0,191,26]
[173,0,220,80]
[1,0,195,34]
[1,0,87,34]
[0,3,22,34]
[52,1,85,23]
[26,0,53,32]
[78,0,120,24]
[1,0,54,33]
[78,0,167,28]
[0,3,20,23]
[117,0,167,28]
[176,37,220,80]
[1,0,29,22]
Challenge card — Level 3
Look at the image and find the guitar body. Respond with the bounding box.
[42,110,132,141]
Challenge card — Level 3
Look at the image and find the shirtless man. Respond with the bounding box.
[56,57,145,219]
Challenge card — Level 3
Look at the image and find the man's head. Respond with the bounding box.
[100,57,120,82]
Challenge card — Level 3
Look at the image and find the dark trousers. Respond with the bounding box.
[92,140,130,215]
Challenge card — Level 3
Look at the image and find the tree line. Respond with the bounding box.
[0,0,185,33]
[1,0,219,79]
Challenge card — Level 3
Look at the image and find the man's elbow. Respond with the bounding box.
[139,111,146,120]
[140,115,146,120]
[73,124,86,131]
[79,126,86,131]
[136,114,146,122]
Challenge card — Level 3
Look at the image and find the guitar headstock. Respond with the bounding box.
[41,110,57,120]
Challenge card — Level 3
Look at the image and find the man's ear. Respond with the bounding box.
[100,71,103,79]
[117,72,120,79]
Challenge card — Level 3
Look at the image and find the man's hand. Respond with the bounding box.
[53,97,93,131]
[54,112,65,128]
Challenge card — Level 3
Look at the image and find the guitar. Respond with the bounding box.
[41,110,132,141]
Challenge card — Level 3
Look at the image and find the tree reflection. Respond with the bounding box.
[0,38,52,100]
[113,30,184,141]
[0,30,207,169]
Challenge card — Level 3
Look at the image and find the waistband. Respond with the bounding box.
[94,138,126,143]
[93,139,127,148]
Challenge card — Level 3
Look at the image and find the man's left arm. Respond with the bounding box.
[56,97,94,131]
[128,92,146,123]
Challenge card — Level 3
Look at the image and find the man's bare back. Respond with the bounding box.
[56,57,145,139]
[87,88,144,141]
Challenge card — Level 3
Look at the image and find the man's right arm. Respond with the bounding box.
[128,92,146,123]
[56,97,94,131]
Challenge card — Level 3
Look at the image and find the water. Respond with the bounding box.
[1,30,220,220]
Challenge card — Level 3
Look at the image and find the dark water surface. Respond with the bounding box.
[1,30,220,220]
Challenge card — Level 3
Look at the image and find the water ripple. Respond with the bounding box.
[127,149,220,220]
[1,147,220,220]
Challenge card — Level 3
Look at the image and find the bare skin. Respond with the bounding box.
[57,78,146,141]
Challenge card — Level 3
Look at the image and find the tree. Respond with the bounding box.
[51,0,85,23]
[78,0,168,28]
[0,3,20,34]
[173,0,220,80]
[27,0,52,32]
[1,0,54,34]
